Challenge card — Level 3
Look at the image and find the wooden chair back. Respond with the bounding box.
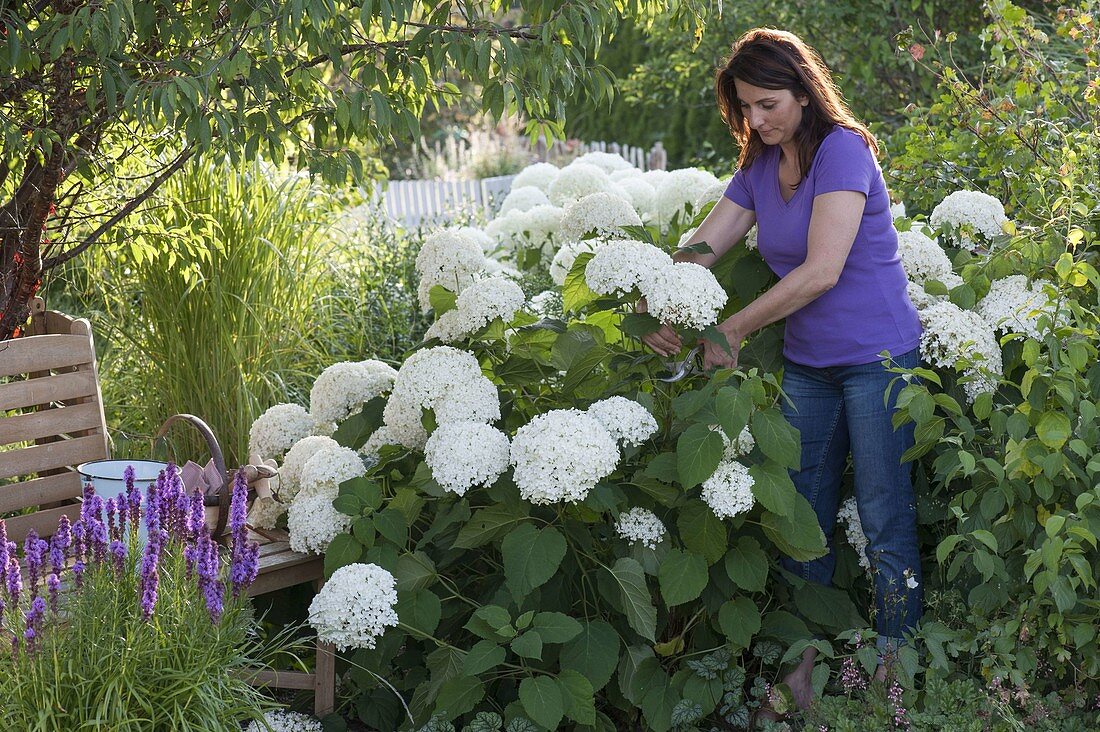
[0,297,109,543]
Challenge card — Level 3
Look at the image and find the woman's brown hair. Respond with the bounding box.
[714,28,877,181]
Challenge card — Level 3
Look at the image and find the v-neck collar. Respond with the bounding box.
[773,147,803,207]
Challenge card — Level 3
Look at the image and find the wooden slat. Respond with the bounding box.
[0,334,94,377]
[0,402,104,445]
[248,555,324,596]
[0,370,99,411]
[247,669,317,690]
[0,470,82,513]
[3,504,81,544]
[0,434,107,480]
[314,641,337,715]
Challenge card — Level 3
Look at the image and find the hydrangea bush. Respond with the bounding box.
[250,144,1099,729]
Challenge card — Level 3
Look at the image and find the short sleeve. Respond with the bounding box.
[812,129,876,197]
[723,167,754,211]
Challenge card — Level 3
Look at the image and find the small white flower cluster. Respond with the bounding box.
[918,301,1003,401]
[929,190,1010,250]
[248,403,316,461]
[721,425,755,459]
[615,507,667,549]
[510,408,620,504]
[890,200,907,220]
[510,162,560,193]
[654,168,721,231]
[559,192,642,241]
[424,421,511,495]
[425,276,526,343]
[614,177,658,222]
[380,346,500,450]
[529,289,564,319]
[288,443,365,554]
[415,228,488,310]
[308,563,400,651]
[837,497,870,571]
[586,396,658,447]
[906,281,945,312]
[585,239,727,329]
[245,710,323,732]
[309,359,398,429]
[279,435,339,502]
[585,239,674,296]
[498,185,551,216]
[895,229,961,287]
[701,459,756,519]
[976,275,1056,341]
[550,238,606,286]
[548,162,612,206]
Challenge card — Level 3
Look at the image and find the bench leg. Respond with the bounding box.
[314,639,336,717]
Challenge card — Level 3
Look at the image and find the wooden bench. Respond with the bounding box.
[0,298,335,715]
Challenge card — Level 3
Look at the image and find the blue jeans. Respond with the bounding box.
[777,348,923,656]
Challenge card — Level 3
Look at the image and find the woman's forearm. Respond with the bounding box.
[721,265,836,340]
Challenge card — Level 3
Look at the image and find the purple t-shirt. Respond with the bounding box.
[723,126,922,367]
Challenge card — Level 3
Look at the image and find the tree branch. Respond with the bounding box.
[41,143,197,270]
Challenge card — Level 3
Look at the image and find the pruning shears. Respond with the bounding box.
[657,344,704,383]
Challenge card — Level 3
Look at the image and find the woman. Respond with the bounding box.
[642,28,924,714]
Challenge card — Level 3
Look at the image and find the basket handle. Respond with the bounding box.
[155,413,231,538]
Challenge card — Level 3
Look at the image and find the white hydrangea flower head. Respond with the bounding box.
[642,169,669,186]
[573,151,635,173]
[976,275,1057,341]
[415,228,487,311]
[382,347,500,448]
[586,396,658,447]
[559,191,643,241]
[529,289,564,319]
[641,262,728,330]
[511,162,560,193]
[929,190,1010,250]
[510,409,621,504]
[614,177,657,223]
[701,459,756,519]
[453,226,496,255]
[918,301,1003,401]
[720,425,755,459]
[654,168,721,230]
[550,238,607,286]
[358,425,400,461]
[837,497,870,571]
[694,176,731,211]
[424,421,511,495]
[906,281,945,312]
[499,185,552,216]
[585,239,674,296]
[245,710,323,732]
[615,507,667,549]
[308,563,399,651]
[287,487,352,554]
[609,167,644,182]
[299,444,367,498]
[279,435,340,502]
[309,360,398,428]
[488,204,564,259]
[548,162,611,207]
[481,257,522,279]
[249,404,316,462]
[889,200,907,220]
[425,276,526,343]
[895,229,956,285]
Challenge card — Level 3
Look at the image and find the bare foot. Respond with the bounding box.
[781,646,818,711]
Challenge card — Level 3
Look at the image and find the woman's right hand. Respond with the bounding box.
[641,324,683,357]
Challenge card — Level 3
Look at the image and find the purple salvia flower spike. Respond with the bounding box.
[24,531,43,599]
[72,560,86,589]
[109,539,127,576]
[46,573,61,614]
[51,515,71,574]
[117,501,128,541]
[188,489,205,539]
[71,521,86,565]
[146,473,162,537]
[0,519,8,580]
[6,556,22,604]
[105,498,118,542]
[24,596,46,653]
[138,528,165,620]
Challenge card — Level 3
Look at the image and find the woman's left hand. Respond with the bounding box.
[701,320,743,370]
